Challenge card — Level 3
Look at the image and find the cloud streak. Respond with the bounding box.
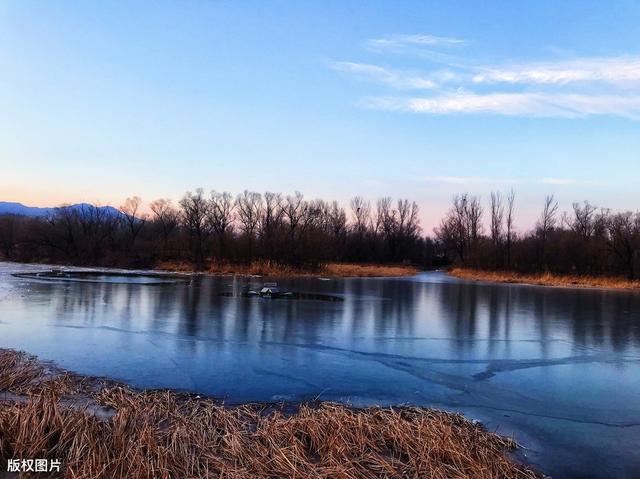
[472,57,640,86]
[368,34,465,52]
[330,61,437,89]
[368,92,640,119]
[539,178,605,186]
[336,56,640,90]
[334,34,640,119]
[418,176,603,187]
[418,176,519,185]
[540,177,579,185]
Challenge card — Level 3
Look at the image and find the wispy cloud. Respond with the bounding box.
[540,178,578,185]
[368,34,465,52]
[334,35,640,120]
[472,57,640,86]
[539,178,605,186]
[418,176,519,185]
[362,179,383,186]
[330,61,437,89]
[418,176,604,186]
[367,92,640,119]
[335,56,640,91]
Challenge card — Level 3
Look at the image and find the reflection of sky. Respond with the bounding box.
[1,265,640,477]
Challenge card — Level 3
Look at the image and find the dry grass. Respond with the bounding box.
[0,349,541,479]
[153,260,200,273]
[208,259,317,277]
[322,263,419,278]
[0,350,87,397]
[155,260,420,278]
[450,268,640,291]
[155,259,319,276]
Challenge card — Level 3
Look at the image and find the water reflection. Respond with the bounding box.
[1,267,640,478]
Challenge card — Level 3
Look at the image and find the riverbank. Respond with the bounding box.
[156,260,420,278]
[450,268,640,291]
[0,349,540,478]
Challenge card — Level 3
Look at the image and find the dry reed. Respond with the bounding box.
[450,268,640,291]
[0,349,541,478]
[155,260,419,278]
[322,263,419,278]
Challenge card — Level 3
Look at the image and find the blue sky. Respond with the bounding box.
[1,0,639,230]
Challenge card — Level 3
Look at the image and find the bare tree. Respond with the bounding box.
[179,189,210,267]
[209,191,235,258]
[435,194,468,263]
[302,199,322,232]
[0,215,18,258]
[120,196,146,247]
[490,192,504,247]
[568,201,598,239]
[536,194,559,270]
[376,197,396,239]
[236,190,263,237]
[283,191,305,262]
[490,191,504,268]
[79,204,119,263]
[150,199,179,252]
[466,196,483,246]
[45,206,79,259]
[606,212,640,279]
[538,195,559,237]
[505,189,515,268]
[350,196,371,235]
[349,196,371,261]
[397,199,420,239]
[260,192,284,259]
[234,191,263,261]
[434,194,482,265]
[328,201,347,239]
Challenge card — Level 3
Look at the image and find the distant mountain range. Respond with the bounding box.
[0,201,122,218]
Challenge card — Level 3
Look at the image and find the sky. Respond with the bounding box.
[1,0,639,232]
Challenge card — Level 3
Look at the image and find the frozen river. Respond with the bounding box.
[1,262,639,478]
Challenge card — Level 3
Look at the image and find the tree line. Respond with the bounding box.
[435,191,640,279]
[0,190,427,269]
[1,189,638,279]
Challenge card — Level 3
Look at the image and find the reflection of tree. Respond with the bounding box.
[152,284,179,330]
[53,282,120,327]
[28,274,640,374]
[439,283,481,350]
[180,280,202,339]
[437,280,640,357]
[487,287,500,354]
[530,289,551,358]
[335,278,424,346]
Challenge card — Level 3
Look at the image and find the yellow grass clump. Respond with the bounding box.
[0,349,86,397]
[322,262,419,277]
[450,268,640,291]
[155,260,420,278]
[0,349,541,479]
